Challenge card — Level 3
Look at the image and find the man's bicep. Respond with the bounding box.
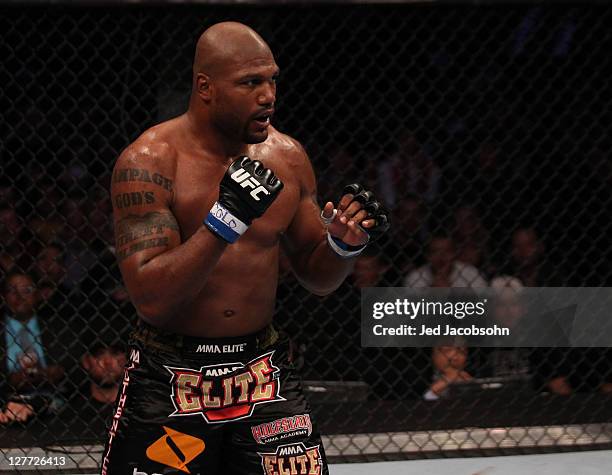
[114,210,180,264]
[111,158,180,279]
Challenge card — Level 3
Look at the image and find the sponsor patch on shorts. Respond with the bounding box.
[164,351,284,423]
[145,426,205,473]
[251,414,313,444]
[258,442,322,475]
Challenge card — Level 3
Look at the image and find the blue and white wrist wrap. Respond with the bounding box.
[326,231,367,258]
[204,201,249,244]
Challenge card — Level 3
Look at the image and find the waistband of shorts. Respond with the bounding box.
[131,320,280,356]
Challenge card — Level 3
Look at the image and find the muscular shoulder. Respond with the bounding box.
[264,127,315,194]
[265,127,309,166]
[112,122,179,202]
[115,122,178,177]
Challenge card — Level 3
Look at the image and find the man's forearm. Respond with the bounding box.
[294,237,356,296]
[128,227,227,323]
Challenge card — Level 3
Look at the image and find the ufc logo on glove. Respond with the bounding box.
[230,168,271,201]
[204,157,283,243]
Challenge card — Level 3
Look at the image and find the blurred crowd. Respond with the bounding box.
[286,129,612,402]
[0,168,132,425]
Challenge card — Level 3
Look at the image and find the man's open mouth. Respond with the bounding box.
[253,111,273,125]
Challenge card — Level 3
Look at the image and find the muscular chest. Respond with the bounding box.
[171,150,300,245]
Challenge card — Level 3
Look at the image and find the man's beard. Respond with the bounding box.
[214,113,267,146]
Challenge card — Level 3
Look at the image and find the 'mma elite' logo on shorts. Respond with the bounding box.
[164,351,284,423]
[258,442,322,475]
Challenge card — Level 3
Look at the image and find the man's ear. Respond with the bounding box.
[196,73,212,102]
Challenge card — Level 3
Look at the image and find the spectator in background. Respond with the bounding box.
[57,157,94,197]
[443,138,518,240]
[400,233,482,402]
[67,343,127,432]
[83,275,135,349]
[316,145,357,203]
[28,179,65,246]
[316,144,380,206]
[348,245,426,398]
[350,245,392,289]
[386,194,428,285]
[378,129,440,209]
[405,234,484,401]
[0,270,66,420]
[475,276,532,381]
[423,342,472,400]
[505,228,612,395]
[59,196,99,290]
[452,204,496,278]
[281,244,399,389]
[60,192,117,292]
[88,186,114,247]
[0,398,34,424]
[36,243,69,300]
[80,344,126,407]
[35,242,86,330]
[0,206,27,273]
[506,226,563,286]
[404,234,487,288]
[85,238,135,348]
[36,241,118,377]
[0,390,58,425]
[473,275,572,396]
[393,194,429,243]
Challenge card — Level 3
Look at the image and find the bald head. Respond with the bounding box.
[189,22,278,145]
[194,22,273,77]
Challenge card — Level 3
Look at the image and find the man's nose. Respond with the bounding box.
[257,82,276,106]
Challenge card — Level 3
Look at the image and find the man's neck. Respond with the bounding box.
[184,109,247,159]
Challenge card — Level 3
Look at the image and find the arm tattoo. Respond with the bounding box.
[115,211,179,248]
[116,237,169,262]
[114,191,155,209]
[113,168,173,191]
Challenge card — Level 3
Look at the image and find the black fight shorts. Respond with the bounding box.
[100,322,328,475]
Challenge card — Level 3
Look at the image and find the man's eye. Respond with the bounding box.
[244,79,260,86]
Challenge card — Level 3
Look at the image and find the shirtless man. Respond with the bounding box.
[102,22,389,475]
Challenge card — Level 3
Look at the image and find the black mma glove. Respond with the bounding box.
[342,183,390,241]
[204,156,283,243]
[325,183,390,258]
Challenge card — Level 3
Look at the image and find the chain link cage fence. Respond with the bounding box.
[1,2,612,473]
